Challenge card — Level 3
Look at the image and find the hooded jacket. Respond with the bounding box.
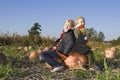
[57,30,75,56]
[71,28,90,54]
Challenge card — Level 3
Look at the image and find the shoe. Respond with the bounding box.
[95,65,99,70]
[51,66,64,72]
[89,65,100,71]
[89,67,95,71]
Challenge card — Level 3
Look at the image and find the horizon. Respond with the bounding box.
[0,0,120,41]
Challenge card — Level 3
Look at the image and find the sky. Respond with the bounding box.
[0,0,120,41]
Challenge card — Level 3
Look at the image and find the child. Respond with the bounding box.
[40,19,75,72]
[75,16,88,44]
[71,16,95,69]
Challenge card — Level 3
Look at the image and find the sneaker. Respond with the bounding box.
[89,67,95,71]
[51,66,64,72]
[89,65,100,71]
[95,65,99,70]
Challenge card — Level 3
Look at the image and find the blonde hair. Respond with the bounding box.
[65,19,74,28]
[75,16,85,25]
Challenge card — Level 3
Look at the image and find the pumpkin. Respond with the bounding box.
[37,49,43,54]
[17,46,22,51]
[64,52,87,69]
[105,47,116,59]
[44,47,49,51]
[24,46,28,52]
[45,63,52,69]
[111,47,116,52]
[29,51,39,60]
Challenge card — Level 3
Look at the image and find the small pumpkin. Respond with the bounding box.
[111,47,116,52]
[45,63,52,69]
[105,47,116,59]
[37,49,43,54]
[24,46,28,52]
[29,51,39,60]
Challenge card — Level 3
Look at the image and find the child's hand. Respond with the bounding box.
[53,46,57,50]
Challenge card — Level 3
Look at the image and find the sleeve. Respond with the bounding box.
[63,32,75,55]
[52,38,61,46]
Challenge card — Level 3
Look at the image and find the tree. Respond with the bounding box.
[28,23,42,45]
[86,28,97,41]
[97,31,105,41]
[86,27,105,41]
[112,37,120,45]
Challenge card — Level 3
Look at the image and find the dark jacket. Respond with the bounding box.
[57,30,75,56]
[71,28,90,54]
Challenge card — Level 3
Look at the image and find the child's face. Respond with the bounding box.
[64,21,68,27]
[77,18,85,26]
[64,21,70,32]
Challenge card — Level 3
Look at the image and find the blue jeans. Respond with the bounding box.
[40,50,62,67]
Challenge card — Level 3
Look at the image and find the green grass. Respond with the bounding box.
[0,42,120,80]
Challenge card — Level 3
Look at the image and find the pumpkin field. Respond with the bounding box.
[0,36,120,80]
[0,25,120,80]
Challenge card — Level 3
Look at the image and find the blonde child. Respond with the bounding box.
[75,16,88,44]
[71,16,95,69]
[40,19,75,72]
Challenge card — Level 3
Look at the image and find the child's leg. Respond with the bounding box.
[40,50,62,68]
[87,51,95,68]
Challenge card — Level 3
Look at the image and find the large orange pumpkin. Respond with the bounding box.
[64,52,87,69]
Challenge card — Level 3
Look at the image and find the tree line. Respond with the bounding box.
[0,22,119,46]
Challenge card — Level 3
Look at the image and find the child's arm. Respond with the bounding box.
[63,32,75,56]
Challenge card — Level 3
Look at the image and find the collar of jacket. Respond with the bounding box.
[65,29,73,33]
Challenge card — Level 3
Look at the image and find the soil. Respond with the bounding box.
[2,53,120,80]
[4,58,95,80]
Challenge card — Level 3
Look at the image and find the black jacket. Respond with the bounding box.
[57,30,75,56]
[71,28,90,54]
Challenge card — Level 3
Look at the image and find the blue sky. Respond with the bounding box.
[0,0,120,41]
